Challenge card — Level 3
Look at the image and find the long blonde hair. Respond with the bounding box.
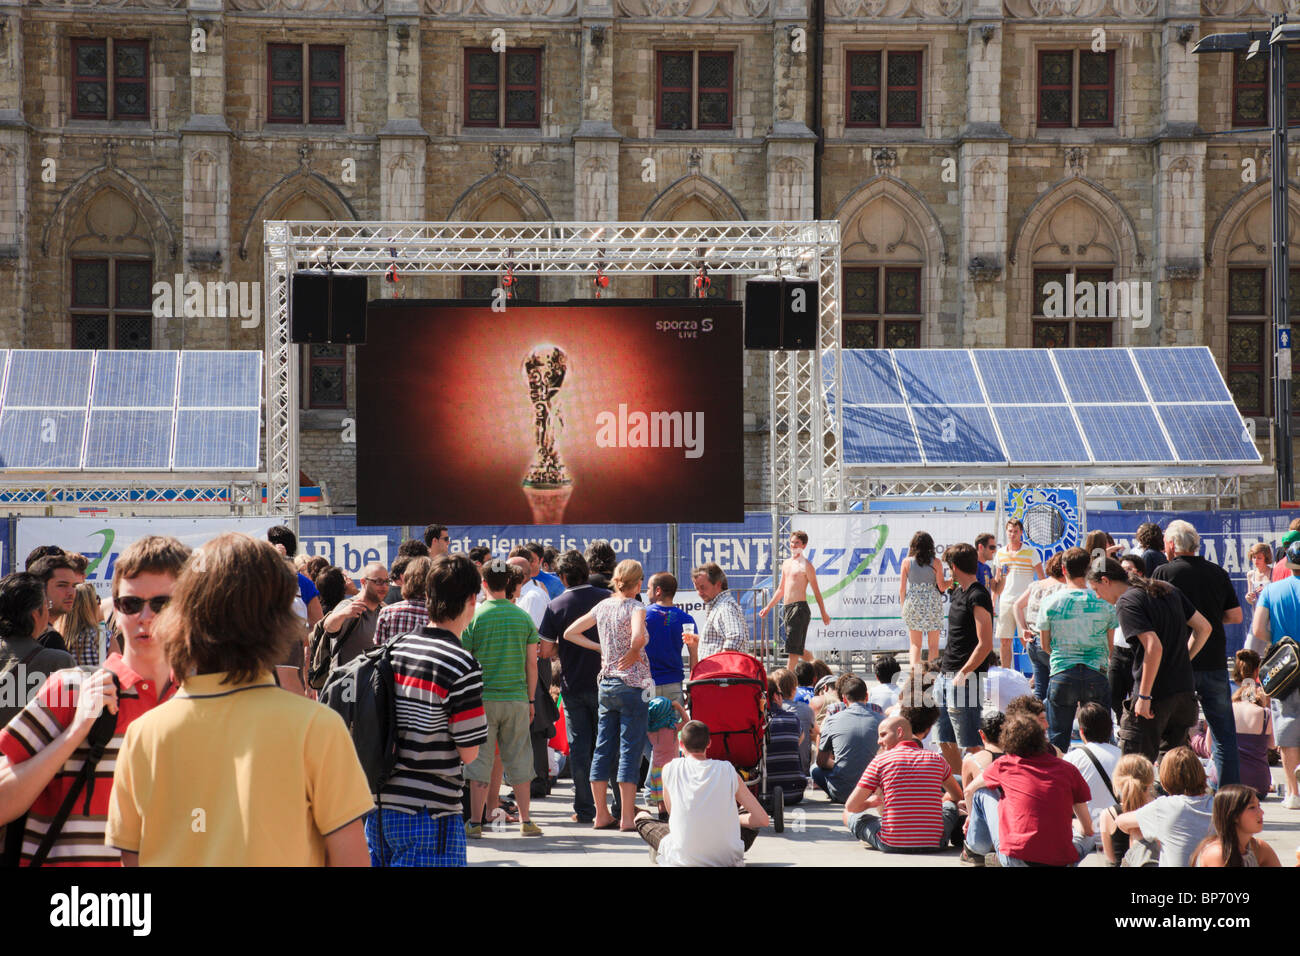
[57,582,103,663]
[1113,753,1156,814]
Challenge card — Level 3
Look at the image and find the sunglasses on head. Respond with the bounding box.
[113,595,171,616]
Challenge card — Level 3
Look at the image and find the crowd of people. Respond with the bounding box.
[0,515,1294,869]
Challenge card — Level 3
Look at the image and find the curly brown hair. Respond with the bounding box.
[156,533,299,685]
[1000,715,1050,757]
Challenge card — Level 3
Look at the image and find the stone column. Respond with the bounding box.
[180,0,233,347]
[958,4,1009,348]
[766,0,815,221]
[1154,7,1204,350]
[0,6,28,343]
[379,5,428,294]
[572,1,619,297]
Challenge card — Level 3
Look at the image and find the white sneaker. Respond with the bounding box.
[1283,794,1300,810]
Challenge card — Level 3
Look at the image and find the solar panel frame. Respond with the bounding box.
[1130,347,1234,404]
[4,351,96,411]
[90,351,180,410]
[973,350,1068,404]
[178,351,263,409]
[1156,402,1263,464]
[174,351,262,472]
[1051,349,1145,404]
[0,409,88,470]
[893,349,984,405]
[83,409,175,471]
[838,349,907,406]
[910,404,1005,465]
[1074,404,1178,464]
[991,405,1092,465]
[841,405,924,465]
[173,409,262,470]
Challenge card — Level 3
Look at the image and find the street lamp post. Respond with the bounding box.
[1195,20,1295,503]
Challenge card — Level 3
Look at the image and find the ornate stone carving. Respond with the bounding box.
[832,0,959,15]
[28,0,184,6]
[492,145,510,172]
[1164,260,1202,280]
[688,148,703,172]
[1065,147,1087,178]
[229,0,382,10]
[872,147,898,177]
[968,256,1002,282]
[616,0,769,17]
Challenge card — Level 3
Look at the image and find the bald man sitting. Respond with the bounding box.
[842,715,964,854]
[320,561,389,666]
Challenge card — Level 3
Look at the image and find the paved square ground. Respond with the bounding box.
[467,767,1300,867]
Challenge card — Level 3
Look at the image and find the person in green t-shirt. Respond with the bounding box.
[461,559,542,837]
[1038,547,1116,754]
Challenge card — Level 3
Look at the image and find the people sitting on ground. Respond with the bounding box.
[1114,746,1214,868]
[792,660,816,705]
[1062,702,1123,835]
[645,695,688,818]
[1100,754,1157,867]
[1191,784,1282,867]
[766,676,808,806]
[772,667,813,777]
[634,720,770,867]
[811,675,881,804]
[1225,650,1275,800]
[868,655,903,711]
[811,673,841,721]
[982,651,1032,714]
[962,714,1094,867]
[961,709,1006,791]
[842,714,963,853]
[1005,694,1064,756]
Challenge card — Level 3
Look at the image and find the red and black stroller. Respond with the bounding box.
[684,650,785,833]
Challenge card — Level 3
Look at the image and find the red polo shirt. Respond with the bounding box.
[0,654,175,866]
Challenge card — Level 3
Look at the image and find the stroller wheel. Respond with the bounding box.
[773,787,784,833]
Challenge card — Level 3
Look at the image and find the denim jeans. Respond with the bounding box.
[849,802,961,851]
[563,687,600,822]
[810,764,852,805]
[1025,639,1051,700]
[1195,668,1240,787]
[1047,664,1111,754]
[997,833,1094,867]
[591,678,650,783]
[964,787,1001,855]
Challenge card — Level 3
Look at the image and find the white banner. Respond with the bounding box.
[17,517,279,597]
[795,512,993,653]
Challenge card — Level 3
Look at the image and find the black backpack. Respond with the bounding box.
[318,639,400,797]
[1261,636,1300,700]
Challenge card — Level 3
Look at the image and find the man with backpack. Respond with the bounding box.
[333,554,487,866]
[309,561,388,688]
[0,536,190,866]
[1248,540,1300,809]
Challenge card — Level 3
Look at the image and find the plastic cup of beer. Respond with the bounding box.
[682,622,698,647]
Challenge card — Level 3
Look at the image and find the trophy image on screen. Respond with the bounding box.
[522,345,573,524]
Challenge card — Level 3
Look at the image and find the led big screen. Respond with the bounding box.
[357,300,744,525]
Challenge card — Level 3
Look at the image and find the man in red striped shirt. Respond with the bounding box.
[0,536,190,866]
[842,714,962,853]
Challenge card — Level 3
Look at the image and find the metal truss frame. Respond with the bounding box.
[0,477,262,509]
[263,219,844,519]
[843,473,1245,510]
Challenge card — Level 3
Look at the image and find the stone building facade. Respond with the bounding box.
[0,0,1290,510]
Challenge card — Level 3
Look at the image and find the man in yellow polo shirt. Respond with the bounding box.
[107,533,373,866]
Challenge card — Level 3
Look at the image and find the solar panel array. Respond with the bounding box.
[0,351,262,471]
[825,347,1261,468]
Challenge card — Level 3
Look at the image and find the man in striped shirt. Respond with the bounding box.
[842,714,962,853]
[374,556,432,645]
[369,554,487,867]
[0,535,190,866]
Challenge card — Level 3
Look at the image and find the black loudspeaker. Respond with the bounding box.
[291,273,369,344]
[744,278,819,350]
[782,279,819,350]
[744,278,784,350]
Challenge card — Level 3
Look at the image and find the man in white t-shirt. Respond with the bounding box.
[983,655,1031,713]
[992,519,1044,666]
[634,720,770,866]
[1062,702,1121,836]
